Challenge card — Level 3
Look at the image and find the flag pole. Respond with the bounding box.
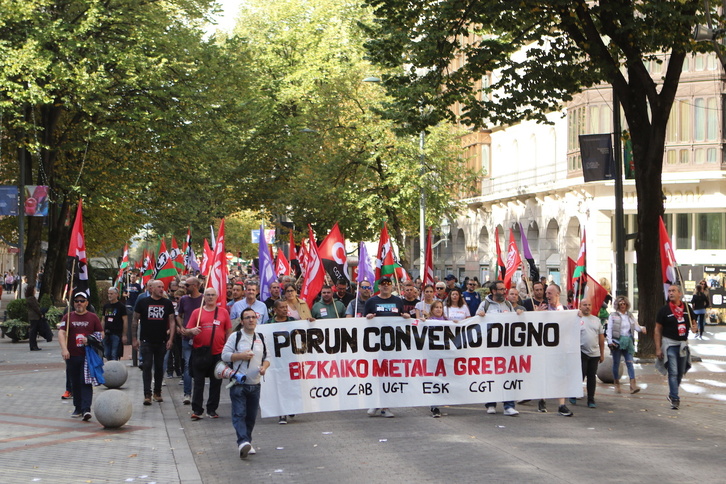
[65,258,76,348]
[674,266,697,332]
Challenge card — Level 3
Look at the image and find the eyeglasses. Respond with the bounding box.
[74,299,87,303]
[285,289,296,293]
[360,286,372,290]
[436,286,445,290]
[242,316,257,320]
[380,281,392,286]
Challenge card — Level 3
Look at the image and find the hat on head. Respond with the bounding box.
[378,276,392,284]
[73,292,88,300]
[444,274,456,281]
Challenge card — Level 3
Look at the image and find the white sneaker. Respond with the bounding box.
[367,408,380,417]
[248,445,256,455]
[486,406,496,414]
[504,407,519,416]
[380,408,394,418]
[239,442,251,459]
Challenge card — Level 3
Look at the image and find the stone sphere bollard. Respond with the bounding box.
[597,353,624,384]
[103,360,128,389]
[93,389,132,428]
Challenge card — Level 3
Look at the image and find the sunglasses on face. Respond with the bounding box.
[380,281,392,286]
[74,299,87,303]
[360,286,372,290]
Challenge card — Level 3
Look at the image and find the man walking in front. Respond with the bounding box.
[133,280,176,405]
[222,307,270,459]
[574,299,604,408]
[655,284,697,410]
[58,291,103,420]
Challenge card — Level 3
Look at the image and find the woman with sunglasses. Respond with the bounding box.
[283,283,314,321]
[607,295,646,394]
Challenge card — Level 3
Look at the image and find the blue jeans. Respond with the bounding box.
[104,334,121,360]
[67,355,93,413]
[612,349,636,380]
[182,338,193,395]
[666,344,687,401]
[230,383,261,445]
[694,309,706,335]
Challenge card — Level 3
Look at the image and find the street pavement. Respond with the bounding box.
[1,290,725,483]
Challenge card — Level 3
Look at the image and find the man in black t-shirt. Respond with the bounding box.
[133,280,176,405]
[400,281,420,317]
[102,287,128,360]
[655,284,697,410]
[364,277,410,318]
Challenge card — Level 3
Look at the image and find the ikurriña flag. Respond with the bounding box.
[67,199,89,296]
[115,243,129,288]
[584,272,610,315]
[170,236,185,273]
[318,222,350,284]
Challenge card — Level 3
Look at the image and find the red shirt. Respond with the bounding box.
[60,311,103,357]
[186,306,232,354]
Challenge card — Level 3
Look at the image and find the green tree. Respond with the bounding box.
[362,0,706,353]
[230,0,478,265]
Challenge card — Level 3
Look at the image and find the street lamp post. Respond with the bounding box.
[363,76,427,279]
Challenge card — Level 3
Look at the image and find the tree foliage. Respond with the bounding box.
[230,0,478,261]
[362,0,709,353]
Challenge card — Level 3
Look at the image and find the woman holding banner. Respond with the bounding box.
[415,284,436,319]
[444,288,470,323]
[607,296,646,394]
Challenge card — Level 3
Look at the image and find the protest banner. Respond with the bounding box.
[257,311,582,417]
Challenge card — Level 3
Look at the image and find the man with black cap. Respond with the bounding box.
[364,276,410,418]
[444,274,459,292]
[58,291,103,421]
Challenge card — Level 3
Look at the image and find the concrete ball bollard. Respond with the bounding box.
[93,389,132,428]
[597,353,624,384]
[103,360,128,389]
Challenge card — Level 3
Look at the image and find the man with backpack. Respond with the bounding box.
[221,307,270,459]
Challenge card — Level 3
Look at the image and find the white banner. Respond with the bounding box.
[257,311,583,417]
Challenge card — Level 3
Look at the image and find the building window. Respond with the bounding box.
[679,149,689,164]
[676,213,692,250]
[666,150,677,165]
[697,213,725,249]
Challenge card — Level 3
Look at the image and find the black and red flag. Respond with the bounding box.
[67,199,89,297]
[318,222,350,284]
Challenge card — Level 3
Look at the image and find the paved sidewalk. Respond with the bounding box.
[2,286,726,483]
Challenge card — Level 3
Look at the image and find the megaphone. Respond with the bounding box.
[214,361,246,384]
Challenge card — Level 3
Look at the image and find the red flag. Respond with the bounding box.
[423,227,435,287]
[659,216,679,300]
[494,227,505,280]
[208,219,228,307]
[275,250,290,277]
[298,239,309,276]
[67,199,89,295]
[503,229,521,290]
[318,222,349,284]
[300,225,325,307]
[201,239,213,276]
[567,257,577,293]
[584,272,609,315]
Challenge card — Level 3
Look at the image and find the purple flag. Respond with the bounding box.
[258,224,276,301]
[519,223,540,282]
[357,242,375,284]
[187,247,200,273]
